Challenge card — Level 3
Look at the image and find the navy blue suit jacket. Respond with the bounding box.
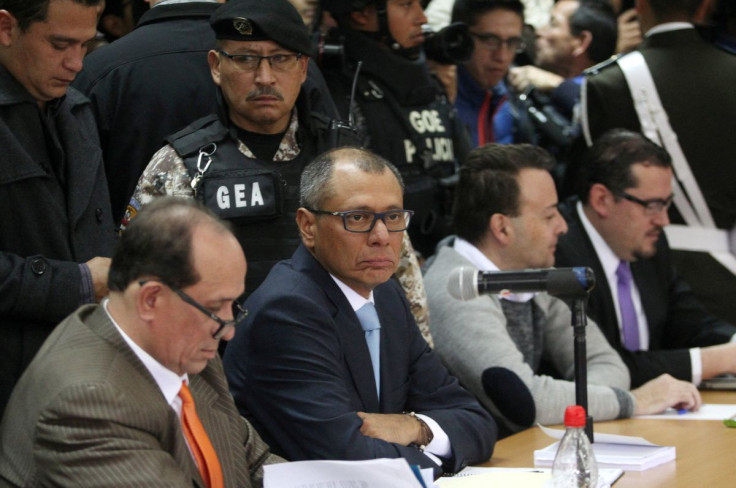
[555,200,736,387]
[223,244,496,474]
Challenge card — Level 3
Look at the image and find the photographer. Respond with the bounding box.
[508,0,616,178]
[318,0,471,258]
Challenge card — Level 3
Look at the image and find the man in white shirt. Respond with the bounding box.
[0,197,281,487]
[556,129,736,388]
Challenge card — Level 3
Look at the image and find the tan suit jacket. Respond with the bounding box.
[0,304,281,487]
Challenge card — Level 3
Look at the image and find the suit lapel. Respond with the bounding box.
[54,90,104,229]
[292,245,380,411]
[562,203,621,345]
[86,305,207,487]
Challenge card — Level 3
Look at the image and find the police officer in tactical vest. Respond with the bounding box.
[319,0,471,257]
[124,0,358,294]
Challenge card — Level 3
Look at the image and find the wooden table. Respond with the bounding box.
[483,391,736,487]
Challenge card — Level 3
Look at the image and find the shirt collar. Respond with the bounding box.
[645,22,694,38]
[452,237,535,303]
[576,200,622,285]
[103,298,187,407]
[330,275,375,312]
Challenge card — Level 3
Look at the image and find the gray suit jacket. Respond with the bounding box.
[0,304,281,487]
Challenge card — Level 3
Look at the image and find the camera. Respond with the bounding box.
[422,22,474,64]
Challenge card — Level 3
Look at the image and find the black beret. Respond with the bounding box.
[209,0,312,55]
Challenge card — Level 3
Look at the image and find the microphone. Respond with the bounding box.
[447,266,595,301]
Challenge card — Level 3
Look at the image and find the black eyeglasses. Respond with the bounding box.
[611,189,674,215]
[305,208,414,233]
[469,32,526,53]
[217,50,303,72]
[138,280,247,339]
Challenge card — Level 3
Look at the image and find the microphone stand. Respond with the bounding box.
[547,268,595,444]
[568,297,594,443]
[549,268,596,443]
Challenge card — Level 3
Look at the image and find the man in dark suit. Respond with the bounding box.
[223,147,497,476]
[0,198,282,487]
[580,0,736,324]
[556,129,736,388]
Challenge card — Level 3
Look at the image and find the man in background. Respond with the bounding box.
[0,0,115,416]
[581,0,736,323]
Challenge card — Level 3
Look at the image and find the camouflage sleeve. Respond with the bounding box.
[395,232,434,348]
[119,145,195,231]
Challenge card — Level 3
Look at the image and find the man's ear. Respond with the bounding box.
[588,183,614,218]
[0,10,17,47]
[208,49,222,86]
[573,30,593,57]
[349,5,377,30]
[136,281,165,323]
[489,213,513,246]
[296,208,317,249]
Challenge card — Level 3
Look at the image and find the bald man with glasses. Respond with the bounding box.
[0,197,283,487]
[555,129,736,388]
[223,147,496,478]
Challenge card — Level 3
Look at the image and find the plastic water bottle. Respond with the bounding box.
[551,405,599,488]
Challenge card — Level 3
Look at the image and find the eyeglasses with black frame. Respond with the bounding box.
[610,189,674,215]
[304,208,414,233]
[217,50,303,72]
[469,32,526,53]
[138,280,247,340]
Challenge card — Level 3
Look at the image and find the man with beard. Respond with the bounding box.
[555,129,736,388]
[124,0,357,295]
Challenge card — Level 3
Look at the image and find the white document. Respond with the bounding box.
[534,425,675,471]
[437,467,623,487]
[264,458,430,488]
[636,403,736,420]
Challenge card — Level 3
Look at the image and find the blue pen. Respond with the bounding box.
[677,408,688,415]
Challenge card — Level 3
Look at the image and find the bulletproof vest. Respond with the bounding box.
[167,115,312,295]
[353,74,462,256]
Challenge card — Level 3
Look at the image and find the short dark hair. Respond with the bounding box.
[648,0,701,20]
[300,146,403,209]
[570,0,617,64]
[0,0,104,31]
[108,198,232,292]
[451,0,525,26]
[453,144,555,245]
[576,129,672,204]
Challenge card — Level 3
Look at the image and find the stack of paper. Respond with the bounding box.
[264,458,433,488]
[533,425,675,471]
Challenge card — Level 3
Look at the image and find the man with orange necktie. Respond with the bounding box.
[0,197,282,487]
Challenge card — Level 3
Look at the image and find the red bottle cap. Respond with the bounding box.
[564,405,587,428]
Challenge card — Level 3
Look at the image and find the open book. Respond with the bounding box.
[533,425,675,471]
